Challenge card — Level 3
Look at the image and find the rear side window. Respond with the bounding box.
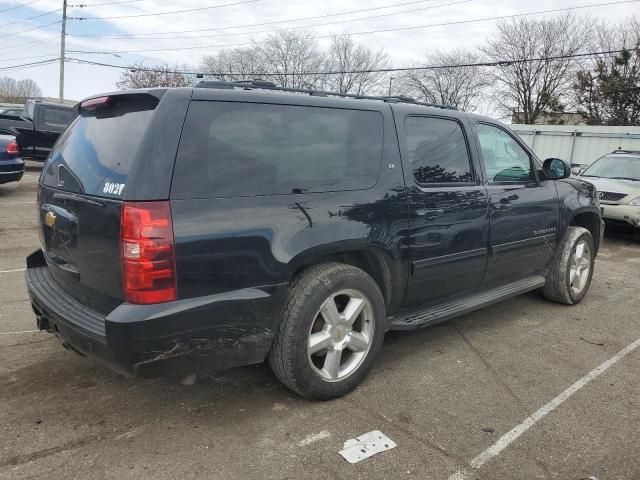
[42,94,158,197]
[404,116,473,184]
[171,101,383,198]
[42,107,74,129]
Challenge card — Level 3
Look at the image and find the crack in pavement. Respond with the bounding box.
[0,337,54,349]
[0,434,105,469]
[450,320,526,410]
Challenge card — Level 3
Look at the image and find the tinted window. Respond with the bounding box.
[404,116,472,184]
[476,124,533,183]
[42,107,74,129]
[42,95,158,197]
[171,101,383,198]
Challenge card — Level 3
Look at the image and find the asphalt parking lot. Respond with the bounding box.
[1,165,639,480]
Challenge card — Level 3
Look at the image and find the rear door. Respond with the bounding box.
[473,122,560,284]
[399,113,490,307]
[38,93,164,310]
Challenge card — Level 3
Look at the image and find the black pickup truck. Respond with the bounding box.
[0,99,75,161]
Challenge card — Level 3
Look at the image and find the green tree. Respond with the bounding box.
[573,48,640,125]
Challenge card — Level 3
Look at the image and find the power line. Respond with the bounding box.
[3,34,58,52]
[0,8,61,28]
[67,49,631,77]
[66,0,640,56]
[3,20,61,38]
[68,0,259,20]
[0,52,61,62]
[0,0,40,14]
[70,0,471,42]
[74,0,146,6]
[68,0,440,38]
[0,57,59,72]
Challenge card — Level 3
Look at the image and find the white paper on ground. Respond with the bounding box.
[338,430,396,464]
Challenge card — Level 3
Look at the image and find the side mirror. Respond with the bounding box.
[543,158,571,180]
[571,166,582,176]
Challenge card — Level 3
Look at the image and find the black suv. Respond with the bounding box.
[26,82,603,399]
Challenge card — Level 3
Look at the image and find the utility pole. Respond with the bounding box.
[59,0,67,103]
[388,76,394,96]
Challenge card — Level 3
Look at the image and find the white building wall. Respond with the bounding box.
[510,125,640,166]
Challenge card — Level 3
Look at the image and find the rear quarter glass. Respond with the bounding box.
[171,101,384,199]
[41,94,159,198]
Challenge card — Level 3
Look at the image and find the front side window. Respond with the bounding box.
[172,101,383,198]
[404,116,473,185]
[476,123,533,183]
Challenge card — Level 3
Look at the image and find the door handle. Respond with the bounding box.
[497,194,519,210]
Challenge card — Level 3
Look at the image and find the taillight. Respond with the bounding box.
[6,141,19,155]
[120,201,177,304]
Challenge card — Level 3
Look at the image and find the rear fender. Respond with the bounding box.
[286,241,407,311]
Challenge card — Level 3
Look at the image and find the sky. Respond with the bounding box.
[1,0,638,102]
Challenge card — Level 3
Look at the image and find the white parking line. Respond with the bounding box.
[0,268,25,274]
[0,201,36,205]
[470,336,640,469]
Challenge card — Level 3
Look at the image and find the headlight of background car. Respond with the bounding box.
[629,196,640,206]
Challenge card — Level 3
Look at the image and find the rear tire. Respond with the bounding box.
[543,226,595,305]
[268,262,385,400]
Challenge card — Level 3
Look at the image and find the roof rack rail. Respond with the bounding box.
[194,79,457,110]
[611,149,640,155]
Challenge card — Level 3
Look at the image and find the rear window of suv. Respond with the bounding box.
[42,94,158,198]
[171,101,384,198]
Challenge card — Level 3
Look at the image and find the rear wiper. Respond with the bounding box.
[580,174,600,178]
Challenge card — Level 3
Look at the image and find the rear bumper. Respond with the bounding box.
[601,204,640,228]
[26,250,285,377]
[0,157,24,184]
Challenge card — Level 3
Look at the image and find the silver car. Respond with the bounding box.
[579,151,640,229]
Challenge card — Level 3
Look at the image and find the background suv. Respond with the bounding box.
[579,150,640,230]
[26,82,603,399]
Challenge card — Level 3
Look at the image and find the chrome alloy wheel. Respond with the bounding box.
[307,289,375,382]
[569,239,592,295]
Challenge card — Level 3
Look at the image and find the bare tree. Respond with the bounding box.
[116,62,193,89]
[481,13,592,124]
[255,31,326,89]
[400,50,490,111]
[573,17,640,125]
[200,46,268,82]
[322,34,390,95]
[0,77,42,102]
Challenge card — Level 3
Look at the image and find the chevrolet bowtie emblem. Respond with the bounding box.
[45,211,57,227]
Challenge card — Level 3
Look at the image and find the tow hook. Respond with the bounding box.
[36,314,51,332]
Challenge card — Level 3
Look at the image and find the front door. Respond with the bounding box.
[400,114,490,307]
[474,122,560,284]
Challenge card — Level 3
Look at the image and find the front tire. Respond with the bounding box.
[268,262,386,400]
[543,226,595,305]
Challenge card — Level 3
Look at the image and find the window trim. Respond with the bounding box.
[403,114,477,188]
[475,121,540,186]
